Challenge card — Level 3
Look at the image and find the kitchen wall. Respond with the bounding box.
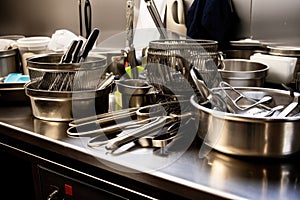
[0,0,299,46]
[252,0,300,46]
[0,0,127,42]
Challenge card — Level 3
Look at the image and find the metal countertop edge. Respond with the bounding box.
[0,121,247,199]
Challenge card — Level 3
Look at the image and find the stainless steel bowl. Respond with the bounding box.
[219,59,269,87]
[25,81,112,121]
[190,87,300,157]
[115,79,154,108]
[0,47,20,76]
[222,49,263,59]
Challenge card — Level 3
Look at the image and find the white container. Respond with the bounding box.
[250,53,297,84]
[17,36,50,74]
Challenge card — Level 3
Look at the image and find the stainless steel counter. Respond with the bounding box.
[0,103,300,199]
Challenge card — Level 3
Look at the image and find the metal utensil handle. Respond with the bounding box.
[126,0,134,48]
[60,40,78,63]
[78,28,100,62]
[190,68,227,111]
[87,117,153,135]
[69,107,139,127]
[69,100,184,127]
[67,117,152,137]
[97,73,115,90]
[105,116,170,151]
[71,40,83,63]
[68,110,138,133]
[277,101,298,118]
[220,81,272,111]
[240,96,272,111]
[144,0,168,39]
[190,67,211,99]
[84,0,92,38]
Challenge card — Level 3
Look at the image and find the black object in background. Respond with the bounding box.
[186,0,237,50]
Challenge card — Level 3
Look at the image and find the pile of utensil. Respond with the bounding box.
[67,99,196,153]
[191,67,300,118]
[190,87,300,157]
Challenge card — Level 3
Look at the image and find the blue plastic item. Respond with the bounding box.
[4,73,30,83]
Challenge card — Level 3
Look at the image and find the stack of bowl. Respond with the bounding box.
[24,53,111,121]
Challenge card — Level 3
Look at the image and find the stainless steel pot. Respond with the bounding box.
[115,79,155,108]
[190,87,300,157]
[89,48,127,77]
[219,59,269,87]
[222,49,264,59]
[25,81,112,121]
[0,47,21,76]
[267,45,300,83]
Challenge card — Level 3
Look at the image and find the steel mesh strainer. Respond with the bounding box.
[145,39,222,101]
[27,54,107,91]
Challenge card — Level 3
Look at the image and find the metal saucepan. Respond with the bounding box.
[115,79,155,108]
[219,59,269,87]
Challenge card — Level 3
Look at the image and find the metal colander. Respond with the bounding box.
[145,39,221,101]
[27,53,107,91]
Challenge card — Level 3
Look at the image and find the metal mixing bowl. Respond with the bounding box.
[219,59,269,87]
[190,87,300,157]
[222,49,257,59]
[25,81,112,121]
[115,79,155,108]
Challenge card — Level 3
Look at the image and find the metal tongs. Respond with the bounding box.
[67,100,191,151]
[219,81,284,116]
[87,121,181,149]
[190,67,227,111]
[220,81,272,111]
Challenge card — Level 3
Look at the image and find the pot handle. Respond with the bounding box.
[166,0,187,35]
[217,51,225,69]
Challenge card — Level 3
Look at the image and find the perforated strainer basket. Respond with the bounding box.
[27,53,107,91]
[145,39,221,99]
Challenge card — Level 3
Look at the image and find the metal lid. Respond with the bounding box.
[230,39,263,50]
[267,45,300,57]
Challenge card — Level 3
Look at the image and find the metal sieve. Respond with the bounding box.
[27,53,107,91]
[145,39,221,101]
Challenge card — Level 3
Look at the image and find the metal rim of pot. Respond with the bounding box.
[190,88,300,121]
[26,53,107,71]
[116,79,153,95]
[219,59,269,79]
[267,45,300,57]
[148,39,218,52]
[25,81,113,99]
